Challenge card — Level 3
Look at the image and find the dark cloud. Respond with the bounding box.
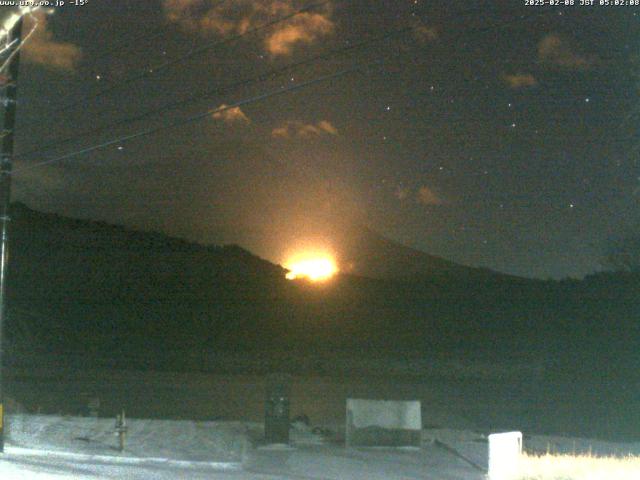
[417,186,442,206]
[162,0,334,56]
[212,104,250,124]
[538,33,592,70]
[22,12,82,71]
[272,120,338,139]
[503,73,537,88]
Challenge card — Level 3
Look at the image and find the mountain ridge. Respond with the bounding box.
[2,202,637,379]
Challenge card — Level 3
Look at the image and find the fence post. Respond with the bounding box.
[115,409,127,452]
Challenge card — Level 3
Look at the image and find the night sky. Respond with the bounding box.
[6,0,639,279]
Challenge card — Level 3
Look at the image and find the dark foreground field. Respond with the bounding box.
[5,204,639,444]
[5,352,638,443]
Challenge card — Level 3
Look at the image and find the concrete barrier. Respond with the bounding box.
[345,399,421,447]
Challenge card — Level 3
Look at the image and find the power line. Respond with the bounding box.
[13,63,365,174]
[0,11,39,75]
[16,6,558,160]
[78,26,169,74]
[16,8,630,173]
[18,93,636,163]
[40,3,536,116]
[16,26,416,161]
[0,39,18,59]
[47,0,331,115]
[75,0,230,75]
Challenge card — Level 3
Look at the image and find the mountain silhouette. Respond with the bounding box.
[2,202,637,380]
[333,224,512,281]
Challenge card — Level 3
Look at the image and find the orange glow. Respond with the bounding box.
[285,254,338,282]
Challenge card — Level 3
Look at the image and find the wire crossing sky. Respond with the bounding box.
[4,0,640,279]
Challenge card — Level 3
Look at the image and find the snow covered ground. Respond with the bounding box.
[0,414,638,479]
[6,414,246,462]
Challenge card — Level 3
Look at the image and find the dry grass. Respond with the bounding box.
[516,452,640,480]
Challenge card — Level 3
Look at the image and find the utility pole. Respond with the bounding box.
[0,15,23,453]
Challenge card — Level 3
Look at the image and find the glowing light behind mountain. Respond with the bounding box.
[285,254,337,282]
